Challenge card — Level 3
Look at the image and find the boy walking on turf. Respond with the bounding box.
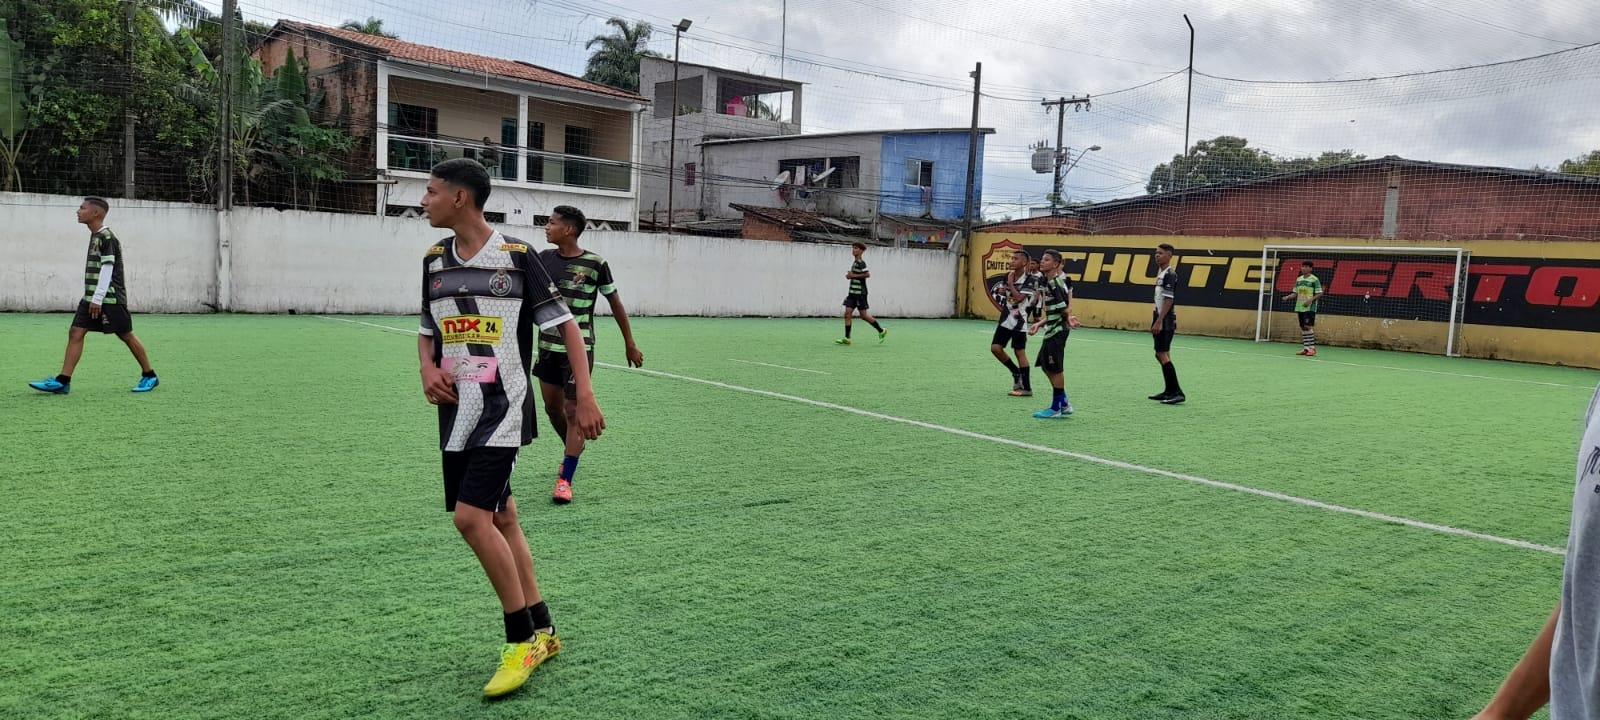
[1029,250,1079,418]
[1149,243,1186,405]
[836,242,887,345]
[535,205,644,505]
[416,159,604,698]
[1467,386,1600,720]
[1280,260,1323,356]
[990,250,1036,396]
[29,197,159,395]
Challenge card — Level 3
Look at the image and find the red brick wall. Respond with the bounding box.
[256,33,378,212]
[741,215,795,241]
[992,165,1600,242]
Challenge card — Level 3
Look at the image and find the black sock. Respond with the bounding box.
[527,601,553,633]
[1000,357,1019,374]
[1161,361,1183,395]
[505,608,535,643]
[1020,367,1032,389]
[845,324,852,338]
[868,320,883,332]
[141,369,157,378]
[55,374,71,384]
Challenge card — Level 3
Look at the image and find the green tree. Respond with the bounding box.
[0,18,37,191]
[583,18,660,92]
[1558,150,1600,176]
[0,0,216,199]
[339,17,397,39]
[177,39,353,208]
[1147,136,1366,194]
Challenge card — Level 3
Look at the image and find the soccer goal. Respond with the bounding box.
[1254,245,1471,356]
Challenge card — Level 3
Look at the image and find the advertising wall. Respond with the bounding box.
[968,232,1600,368]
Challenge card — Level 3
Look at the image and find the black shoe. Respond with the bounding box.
[1148,392,1169,401]
[1161,393,1186,405]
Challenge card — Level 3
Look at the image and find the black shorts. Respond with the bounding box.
[532,348,596,399]
[1152,311,1177,353]
[1036,332,1068,374]
[71,300,133,335]
[1297,311,1317,327]
[991,322,1027,351]
[843,294,869,310]
[442,446,519,512]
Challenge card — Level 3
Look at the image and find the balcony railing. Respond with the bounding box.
[387,135,631,192]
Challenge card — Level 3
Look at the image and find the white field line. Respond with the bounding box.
[323,315,1564,556]
[730,359,830,375]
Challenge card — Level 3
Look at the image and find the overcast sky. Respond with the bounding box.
[219,0,1600,216]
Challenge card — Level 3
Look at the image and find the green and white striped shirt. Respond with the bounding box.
[537,248,617,352]
[84,227,126,305]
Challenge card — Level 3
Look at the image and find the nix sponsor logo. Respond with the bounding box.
[439,315,503,345]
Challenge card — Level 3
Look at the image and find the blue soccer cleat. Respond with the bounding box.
[1033,406,1072,419]
[132,375,159,393]
[29,378,70,395]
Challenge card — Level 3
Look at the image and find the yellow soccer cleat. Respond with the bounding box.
[482,633,561,699]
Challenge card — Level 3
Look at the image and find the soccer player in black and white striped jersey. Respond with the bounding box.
[416,159,604,698]
[990,250,1037,396]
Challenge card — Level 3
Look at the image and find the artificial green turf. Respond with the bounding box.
[4,314,1595,719]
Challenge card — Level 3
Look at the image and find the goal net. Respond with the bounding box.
[1255,245,1470,356]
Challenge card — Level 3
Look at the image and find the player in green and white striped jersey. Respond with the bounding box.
[534,206,644,504]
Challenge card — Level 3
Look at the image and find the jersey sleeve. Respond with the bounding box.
[1159,271,1177,298]
[521,252,574,332]
[97,232,119,265]
[598,260,617,296]
[419,254,437,336]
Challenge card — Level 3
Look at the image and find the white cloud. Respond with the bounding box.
[226,0,1600,211]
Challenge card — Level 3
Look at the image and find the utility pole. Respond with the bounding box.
[1040,95,1090,212]
[778,0,786,121]
[961,62,981,243]
[1172,13,1195,191]
[123,0,137,199]
[666,19,691,235]
[218,0,237,210]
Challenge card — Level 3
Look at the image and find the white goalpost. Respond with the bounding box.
[1254,245,1471,357]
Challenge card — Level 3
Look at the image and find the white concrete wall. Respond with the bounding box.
[2,193,957,318]
[0,193,218,312]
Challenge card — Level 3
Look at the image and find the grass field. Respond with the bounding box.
[5,313,1598,719]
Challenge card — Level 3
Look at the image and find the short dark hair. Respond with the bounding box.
[1041,249,1063,263]
[551,205,586,237]
[84,197,109,213]
[852,242,867,250]
[430,159,492,209]
[1302,260,1315,268]
[1157,243,1175,253]
[1013,249,1032,260]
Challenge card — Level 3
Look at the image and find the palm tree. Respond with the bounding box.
[583,18,660,92]
[339,17,397,39]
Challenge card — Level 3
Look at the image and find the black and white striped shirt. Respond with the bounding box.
[419,232,571,451]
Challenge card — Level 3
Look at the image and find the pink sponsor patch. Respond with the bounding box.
[444,356,499,383]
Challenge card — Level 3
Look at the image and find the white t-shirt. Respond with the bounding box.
[1551,385,1600,719]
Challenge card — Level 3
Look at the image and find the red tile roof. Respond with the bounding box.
[272,21,646,103]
